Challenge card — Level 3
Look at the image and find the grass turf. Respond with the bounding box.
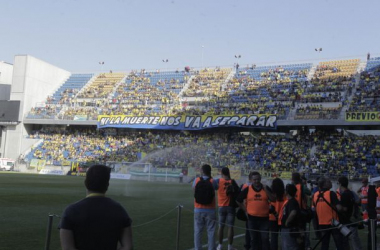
[0,172,372,250]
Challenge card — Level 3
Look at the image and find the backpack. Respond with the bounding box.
[349,190,360,219]
[226,179,241,208]
[194,177,215,205]
[300,186,313,223]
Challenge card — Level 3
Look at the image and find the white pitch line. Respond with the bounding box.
[186,233,245,250]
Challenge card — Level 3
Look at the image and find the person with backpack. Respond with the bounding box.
[236,171,275,250]
[312,177,343,250]
[192,164,217,250]
[214,167,239,250]
[337,176,362,250]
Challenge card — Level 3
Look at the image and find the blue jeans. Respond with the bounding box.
[248,216,269,250]
[342,226,362,250]
[194,211,216,250]
[281,228,299,250]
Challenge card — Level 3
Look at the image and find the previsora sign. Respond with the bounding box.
[345,112,380,122]
[97,114,277,130]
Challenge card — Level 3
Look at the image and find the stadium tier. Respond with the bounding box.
[24,128,380,179]
[27,74,94,119]
[2,54,380,178]
[22,59,380,121]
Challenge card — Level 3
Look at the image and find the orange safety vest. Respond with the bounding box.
[361,186,369,204]
[376,187,380,201]
[247,185,270,217]
[278,199,289,226]
[336,188,341,200]
[313,191,338,225]
[241,183,250,190]
[194,177,216,209]
[269,195,287,223]
[295,184,307,209]
[376,187,380,221]
[218,178,232,207]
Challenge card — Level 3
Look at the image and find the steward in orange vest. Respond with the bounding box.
[312,178,343,250]
[236,171,275,250]
[215,167,238,250]
[357,178,369,211]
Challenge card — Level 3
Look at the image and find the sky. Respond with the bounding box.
[1,0,380,73]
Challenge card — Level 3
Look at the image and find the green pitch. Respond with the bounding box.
[0,173,371,250]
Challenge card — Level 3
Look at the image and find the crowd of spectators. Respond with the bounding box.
[77,73,125,99]
[26,127,380,179]
[182,68,230,97]
[26,60,379,121]
[310,130,380,178]
[348,62,380,112]
[314,59,359,79]
[295,105,342,120]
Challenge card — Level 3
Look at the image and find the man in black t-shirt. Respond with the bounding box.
[280,184,301,250]
[59,165,133,250]
[337,176,362,250]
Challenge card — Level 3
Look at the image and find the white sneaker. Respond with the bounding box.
[216,245,223,250]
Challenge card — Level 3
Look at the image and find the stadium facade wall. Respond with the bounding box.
[0,61,14,85]
[0,84,11,100]
[3,55,70,160]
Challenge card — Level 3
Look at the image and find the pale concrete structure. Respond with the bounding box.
[2,55,70,160]
[0,61,14,85]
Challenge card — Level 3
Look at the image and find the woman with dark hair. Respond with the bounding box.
[215,167,238,250]
[269,178,286,250]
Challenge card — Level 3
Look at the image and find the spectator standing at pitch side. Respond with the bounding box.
[240,172,253,250]
[269,178,286,250]
[357,178,369,212]
[192,164,217,250]
[337,176,362,250]
[214,167,238,250]
[312,177,343,250]
[292,173,311,249]
[279,184,301,250]
[59,165,133,250]
[236,171,275,250]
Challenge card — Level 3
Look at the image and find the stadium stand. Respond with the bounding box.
[77,72,125,99]
[24,127,380,179]
[27,74,93,119]
[314,59,360,79]
[105,70,191,116]
[182,68,231,98]
[348,58,380,112]
[24,59,366,121]
[293,60,359,120]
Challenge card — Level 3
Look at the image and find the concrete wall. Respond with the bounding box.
[3,55,71,160]
[0,84,11,100]
[0,61,13,85]
[10,55,71,120]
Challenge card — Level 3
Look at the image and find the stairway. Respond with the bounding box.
[357,61,367,74]
[307,64,318,81]
[178,75,195,98]
[221,70,235,91]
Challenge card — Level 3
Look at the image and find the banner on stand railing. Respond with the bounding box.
[345,112,380,122]
[97,114,277,130]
